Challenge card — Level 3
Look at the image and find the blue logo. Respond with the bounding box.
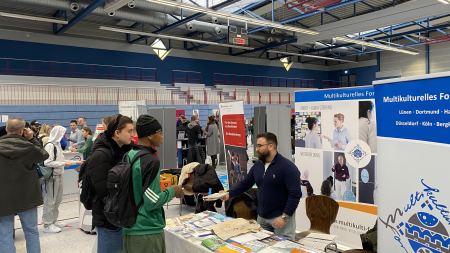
[379,180,450,253]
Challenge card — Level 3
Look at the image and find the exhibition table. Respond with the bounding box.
[164,211,330,253]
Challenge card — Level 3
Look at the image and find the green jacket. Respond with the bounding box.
[124,146,175,236]
[77,135,93,160]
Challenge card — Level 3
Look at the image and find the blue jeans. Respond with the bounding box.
[257,215,296,241]
[97,226,123,253]
[0,207,40,253]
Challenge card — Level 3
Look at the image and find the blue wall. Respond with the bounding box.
[0,39,329,86]
[328,65,378,86]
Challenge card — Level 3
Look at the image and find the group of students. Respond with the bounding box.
[80,114,184,253]
[176,114,221,168]
[0,114,185,253]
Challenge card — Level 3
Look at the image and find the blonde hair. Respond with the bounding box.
[334,113,345,122]
[39,124,52,136]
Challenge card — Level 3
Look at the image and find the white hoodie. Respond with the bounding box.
[44,125,67,176]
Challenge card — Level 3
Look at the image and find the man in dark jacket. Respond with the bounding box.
[222,132,301,240]
[0,118,49,253]
[187,115,205,163]
[88,114,134,253]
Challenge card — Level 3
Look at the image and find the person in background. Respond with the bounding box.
[78,117,88,128]
[0,118,49,253]
[38,124,52,146]
[187,115,204,163]
[30,120,41,140]
[331,154,349,200]
[123,115,184,253]
[89,114,134,253]
[323,113,350,150]
[359,101,377,153]
[304,117,322,149]
[68,120,83,149]
[222,133,301,240]
[43,125,81,233]
[321,176,335,198]
[176,115,186,128]
[205,115,220,169]
[71,127,93,160]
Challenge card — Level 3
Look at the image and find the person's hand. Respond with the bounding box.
[75,160,83,165]
[172,185,184,198]
[70,147,76,152]
[64,161,74,167]
[72,143,77,148]
[272,216,287,229]
[220,190,229,201]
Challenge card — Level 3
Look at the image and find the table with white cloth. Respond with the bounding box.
[164,211,330,253]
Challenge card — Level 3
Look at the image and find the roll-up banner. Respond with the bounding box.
[374,73,450,253]
[219,101,248,188]
[294,86,378,248]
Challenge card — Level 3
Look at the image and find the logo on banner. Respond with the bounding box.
[379,179,450,253]
[344,140,371,168]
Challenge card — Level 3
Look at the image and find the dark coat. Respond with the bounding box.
[0,134,49,216]
[89,132,132,229]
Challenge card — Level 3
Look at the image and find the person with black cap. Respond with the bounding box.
[123,114,183,253]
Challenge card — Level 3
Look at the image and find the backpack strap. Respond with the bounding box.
[43,142,58,161]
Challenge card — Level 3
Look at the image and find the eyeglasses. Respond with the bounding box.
[256,143,271,148]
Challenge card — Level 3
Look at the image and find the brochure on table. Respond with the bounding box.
[294,87,378,248]
[374,73,450,253]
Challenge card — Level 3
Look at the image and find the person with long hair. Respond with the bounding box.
[331,154,349,200]
[304,117,322,149]
[88,114,134,253]
[205,115,220,169]
[72,127,93,160]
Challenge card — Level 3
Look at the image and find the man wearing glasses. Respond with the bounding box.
[222,132,301,240]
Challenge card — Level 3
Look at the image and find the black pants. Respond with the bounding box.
[211,155,217,168]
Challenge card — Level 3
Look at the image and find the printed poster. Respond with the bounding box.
[294,86,378,248]
[374,73,450,253]
[219,101,248,187]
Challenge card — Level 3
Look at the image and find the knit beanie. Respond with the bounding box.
[136,115,162,138]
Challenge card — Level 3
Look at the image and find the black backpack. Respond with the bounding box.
[79,148,112,210]
[103,150,155,228]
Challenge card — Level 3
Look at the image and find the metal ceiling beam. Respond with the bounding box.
[231,37,297,56]
[128,0,239,44]
[234,0,272,14]
[249,0,368,34]
[186,37,226,50]
[55,0,106,35]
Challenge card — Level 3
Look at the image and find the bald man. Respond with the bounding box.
[0,118,49,253]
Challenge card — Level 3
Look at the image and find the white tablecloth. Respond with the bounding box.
[164,229,210,253]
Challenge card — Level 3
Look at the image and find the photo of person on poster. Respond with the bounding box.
[225,147,247,186]
[359,101,377,153]
[332,153,350,200]
[304,117,322,149]
[323,113,350,150]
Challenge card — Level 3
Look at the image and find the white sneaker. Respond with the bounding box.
[54,222,65,228]
[44,224,62,233]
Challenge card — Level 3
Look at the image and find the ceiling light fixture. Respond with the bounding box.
[268,50,357,63]
[151,39,172,60]
[335,36,419,55]
[99,26,255,50]
[436,0,450,4]
[142,0,318,35]
[280,57,293,71]
[0,12,68,24]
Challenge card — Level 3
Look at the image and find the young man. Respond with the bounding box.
[68,120,83,149]
[222,132,301,240]
[123,115,183,253]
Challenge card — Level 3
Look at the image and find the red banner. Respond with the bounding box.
[222,114,247,148]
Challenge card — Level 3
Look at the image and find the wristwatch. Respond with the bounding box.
[281,214,288,221]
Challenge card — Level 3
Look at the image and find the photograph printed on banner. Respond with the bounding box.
[294,111,322,149]
[225,145,248,187]
[358,100,377,153]
[358,156,375,205]
[320,101,358,151]
[323,151,357,202]
[296,148,322,198]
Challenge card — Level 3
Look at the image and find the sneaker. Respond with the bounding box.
[44,224,62,233]
[54,222,65,228]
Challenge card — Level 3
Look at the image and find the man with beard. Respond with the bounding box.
[221,132,301,240]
